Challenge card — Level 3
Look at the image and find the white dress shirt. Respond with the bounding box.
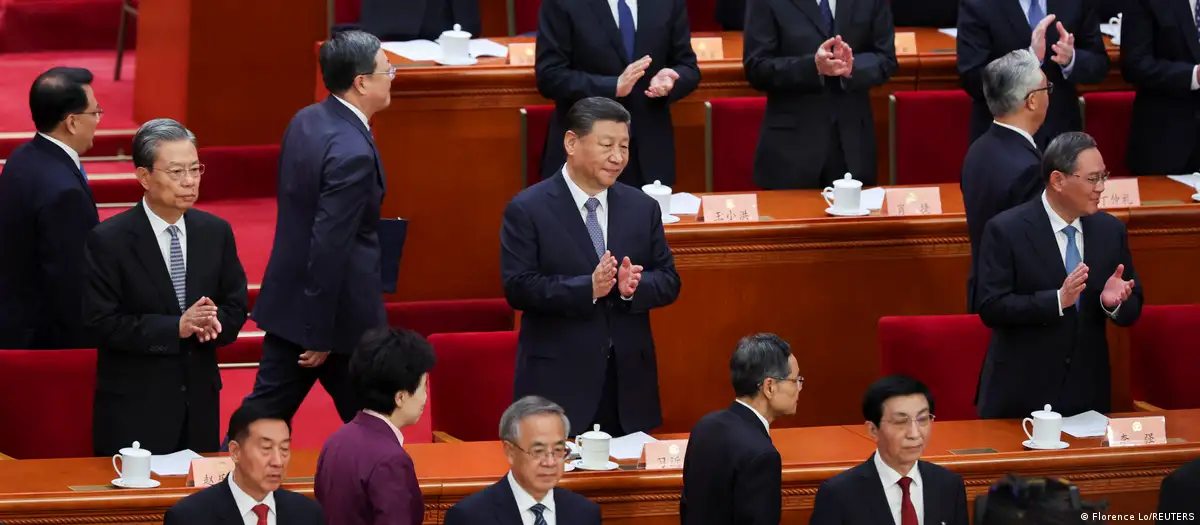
[228,472,277,525]
[142,198,187,274]
[874,452,924,525]
[38,132,81,169]
[1040,191,1120,317]
[991,121,1037,149]
[333,95,370,130]
[607,0,638,29]
[507,471,557,525]
[735,399,771,433]
[1018,0,1077,76]
[562,165,609,247]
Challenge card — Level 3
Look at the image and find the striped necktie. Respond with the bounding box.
[167,225,186,312]
[530,503,548,525]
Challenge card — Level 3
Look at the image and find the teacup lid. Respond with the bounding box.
[832,173,862,188]
[119,441,151,457]
[579,424,611,440]
[1031,404,1061,419]
[642,179,671,196]
[441,24,472,39]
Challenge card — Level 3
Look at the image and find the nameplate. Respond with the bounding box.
[885,187,943,216]
[691,37,725,61]
[640,439,688,470]
[948,447,999,455]
[186,457,234,487]
[1099,178,1141,208]
[508,43,536,66]
[1104,416,1166,447]
[701,194,759,223]
[894,32,918,56]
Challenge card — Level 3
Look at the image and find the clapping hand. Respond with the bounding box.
[1050,21,1075,66]
[617,256,643,297]
[1059,263,1088,309]
[645,68,680,98]
[616,56,652,98]
[1030,15,1057,63]
[179,297,219,340]
[593,251,618,299]
[815,37,853,77]
[1100,264,1135,308]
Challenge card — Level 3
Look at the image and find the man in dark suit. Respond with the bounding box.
[811,375,969,525]
[958,0,1108,148]
[357,0,480,42]
[1156,458,1200,520]
[501,97,681,437]
[744,0,897,189]
[444,396,602,525]
[892,0,956,28]
[84,119,248,456]
[962,50,1049,313]
[681,333,801,525]
[976,132,1142,419]
[716,0,746,30]
[1121,0,1200,175]
[165,404,324,525]
[0,67,101,350]
[535,0,699,187]
[239,31,392,431]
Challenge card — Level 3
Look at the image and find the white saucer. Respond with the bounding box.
[563,462,576,472]
[112,478,161,489]
[662,214,680,224]
[569,459,619,471]
[825,206,870,217]
[1192,193,1200,202]
[435,56,478,66]
[1022,440,1069,450]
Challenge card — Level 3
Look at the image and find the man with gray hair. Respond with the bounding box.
[681,333,800,525]
[975,131,1141,419]
[443,396,602,525]
[961,49,1049,313]
[84,118,248,456]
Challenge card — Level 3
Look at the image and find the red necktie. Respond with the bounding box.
[898,476,919,525]
[252,503,269,525]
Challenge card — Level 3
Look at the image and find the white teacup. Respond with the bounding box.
[642,179,672,217]
[112,441,152,485]
[575,424,611,469]
[438,24,472,62]
[822,173,863,214]
[1108,14,1122,45]
[1022,404,1064,447]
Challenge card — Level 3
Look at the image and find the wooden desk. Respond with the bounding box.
[1,410,1196,524]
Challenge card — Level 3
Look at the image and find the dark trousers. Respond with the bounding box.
[234,333,358,431]
[589,352,625,437]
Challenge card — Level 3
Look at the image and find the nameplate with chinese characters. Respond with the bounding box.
[508,43,536,66]
[885,187,943,216]
[186,457,234,487]
[894,32,918,55]
[1104,416,1166,447]
[701,194,759,223]
[640,439,688,470]
[1098,178,1141,208]
[691,37,725,61]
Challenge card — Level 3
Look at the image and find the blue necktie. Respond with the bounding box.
[1027,0,1045,29]
[1063,225,1081,311]
[584,198,605,259]
[167,225,187,312]
[819,0,835,34]
[79,163,88,181]
[617,0,635,62]
[530,503,548,525]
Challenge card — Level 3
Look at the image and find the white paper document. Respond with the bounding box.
[469,39,509,58]
[609,431,658,460]
[1062,410,1110,438]
[151,449,203,476]
[938,28,958,39]
[670,192,702,215]
[381,39,508,61]
[861,187,887,210]
[1167,173,1200,190]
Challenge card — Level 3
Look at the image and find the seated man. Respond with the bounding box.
[357,0,481,42]
[444,396,602,525]
[974,475,1106,524]
[164,405,324,525]
[811,375,969,525]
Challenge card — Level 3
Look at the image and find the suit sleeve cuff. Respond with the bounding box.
[621,294,633,301]
[1061,52,1076,77]
[1101,297,1121,318]
[1192,66,1199,90]
[1057,288,1064,316]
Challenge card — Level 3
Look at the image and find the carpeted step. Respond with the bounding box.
[0,129,137,161]
[0,0,136,53]
[0,51,136,134]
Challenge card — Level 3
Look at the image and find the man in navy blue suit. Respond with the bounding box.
[976,132,1142,419]
[501,97,681,437]
[0,67,101,349]
[239,30,392,428]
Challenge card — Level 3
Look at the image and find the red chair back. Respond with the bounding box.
[1129,305,1200,409]
[522,106,555,188]
[385,299,515,337]
[878,315,990,421]
[0,349,97,458]
[335,0,362,24]
[1082,91,1134,178]
[687,0,721,31]
[890,90,972,185]
[706,97,765,192]
[427,331,518,441]
[514,0,542,35]
[198,145,281,202]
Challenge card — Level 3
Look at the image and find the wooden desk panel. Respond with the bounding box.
[2,411,1197,524]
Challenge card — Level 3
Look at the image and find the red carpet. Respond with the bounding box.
[0,51,136,133]
[0,0,135,53]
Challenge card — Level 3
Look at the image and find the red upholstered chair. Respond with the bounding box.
[878,315,991,421]
[386,299,515,337]
[427,331,518,441]
[513,0,542,35]
[521,105,555,188]
[889,90,973,185]
[0,349,97,458]
[705,97,766,192]
[1129,305,1200,410]
[1082,92,1134,177]
[198,145,281,202]
[336,0,362,25]
[687,0,720,31]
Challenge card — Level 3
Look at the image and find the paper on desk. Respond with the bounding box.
[151,449,202,476]
[1062,410,1110,438]
[381,39,508,61]
[1167,173,1200,190]
[862,187,886,210]
[469,39,509,58]
[670,192,702,215]
[610,432,658,460]
[938,28,958,39]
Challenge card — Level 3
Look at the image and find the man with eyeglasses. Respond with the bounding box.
[84,118,248,456]
[975,131,1141,420]
[811,375,969,525]
[444,396,602,525]
[681,333,799,525]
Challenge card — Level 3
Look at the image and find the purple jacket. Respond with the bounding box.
[315,412,423,525]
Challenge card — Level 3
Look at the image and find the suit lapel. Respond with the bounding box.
[1022,201,1068,284]
[834,0,855,37]
[549,173,602,267]
[790,0,829,37]
[1045,0,1064,43]
[489,478,526,525]
[1000,0,1033,46]
[859,455,896,525]
[605,184,623,266]
[216,479,245,524]
[1080,214,1104,298]
[588,0,630,65]
[31,134,94,204]
[129,202,185,314]
[1175,0,1200,61]
[918,462,940,525]
[631,0,655,60]
[323,96,385,191]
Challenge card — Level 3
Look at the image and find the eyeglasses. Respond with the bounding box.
[154,164,205,180]
[362,65,397,81]
[1026,82,1054,98]
[1070,171,1110,185]
[507,441,569,462]
[75,109,104,121]
[884,414,936,428]
[766,375,804,388]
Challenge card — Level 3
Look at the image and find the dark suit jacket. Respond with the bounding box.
[164,476,325,525]
[315,412,423,525]
[1156,457,1200,518]
[253,97,387,354]
[1121,0,1200,175]
[443,475,602,525]
[358,0,481,41]
[534,0,700,186]
[500,173,681,433]
[84,202,248,456]
[744,0,897,188]
[809,454,969,525]
[957,0,1109,149]
[716,0,746,30]
[0,134,98,349]
[680,402,781,525]
[892,0,957,28]
[961,123,1045,313]
[975,198,1143,419]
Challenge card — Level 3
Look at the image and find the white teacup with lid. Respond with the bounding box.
[438,24,474,64]
[1022,404,1066,449]
[642,179,678,223]
[822,173,863,215]
[112,441,157,488]
[575,424,612,469]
